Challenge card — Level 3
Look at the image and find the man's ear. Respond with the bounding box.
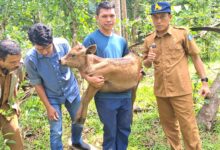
[169,14,172,19]
[86,44,97,54]
[0,59,4,67]
[95,15,98,21]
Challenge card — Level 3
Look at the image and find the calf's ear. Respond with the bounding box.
[86,44,97,54]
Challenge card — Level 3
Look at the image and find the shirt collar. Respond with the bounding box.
[0,68,15,76]
[167,26,173,35]
[154,25,173,38]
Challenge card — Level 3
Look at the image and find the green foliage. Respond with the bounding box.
[170,0,220,61]
[1,0,220,61]
[0,132,13,150]
[126,0,220,61]
[0,109,14,118]
[171,0,220,61]
[0,0,101,51]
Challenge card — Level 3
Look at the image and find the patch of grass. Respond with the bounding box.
[129,112,168,149]
[20,96,50,149]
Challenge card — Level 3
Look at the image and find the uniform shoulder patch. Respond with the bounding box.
[187,34,193,41]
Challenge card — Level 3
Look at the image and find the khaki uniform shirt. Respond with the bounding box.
[144,26,200,97]
[0,66,23,109]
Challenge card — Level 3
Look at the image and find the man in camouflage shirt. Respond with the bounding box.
[0,39,24,150]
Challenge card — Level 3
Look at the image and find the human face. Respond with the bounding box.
[151,13,172,35]
[0,54,21,71]
[35,44,53,56]
[96,8,116,34]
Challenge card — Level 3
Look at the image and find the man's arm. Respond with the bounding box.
[24,55,59,120]
[34,84,59,121]
[191,55,210,97]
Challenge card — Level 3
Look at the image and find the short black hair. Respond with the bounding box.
[96,1,115,16]
[0,39,21,59]
[28,23,53,46]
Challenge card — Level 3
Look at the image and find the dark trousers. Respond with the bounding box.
[95,97,132,150]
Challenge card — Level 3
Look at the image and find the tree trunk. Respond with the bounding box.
[197,72,220,130]
[63,0,77,45]
[70,20,78,46]
[112,0,121,35]
[0,19,7,39]
[121,0,128,40]
[131,0,141,43]
[0,23,5,39]
[191,27,220,35]
[62,0,84,92]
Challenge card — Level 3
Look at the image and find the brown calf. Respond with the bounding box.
[60,45,142,124]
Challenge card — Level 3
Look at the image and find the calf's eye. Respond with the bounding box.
[71,54,75,58]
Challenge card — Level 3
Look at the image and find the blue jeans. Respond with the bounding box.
[95,97,132,150]
[49,95,83,150]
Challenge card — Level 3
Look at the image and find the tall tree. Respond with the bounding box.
[112,0,122,35]
[121,0,128,39]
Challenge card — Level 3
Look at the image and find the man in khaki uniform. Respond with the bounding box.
[143,2,210,150]
[0,39,24,150]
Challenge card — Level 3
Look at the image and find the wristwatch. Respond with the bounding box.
[201,77,208,82]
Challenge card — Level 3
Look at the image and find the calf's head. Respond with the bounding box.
[60,44,96,68]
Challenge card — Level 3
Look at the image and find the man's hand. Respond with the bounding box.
[47,105,59,121]
[86,75,104,88]
[143,46,156,67]
[200,83,211,98]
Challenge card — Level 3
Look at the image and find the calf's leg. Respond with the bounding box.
[75,85,98,125]
[131,82,139,124]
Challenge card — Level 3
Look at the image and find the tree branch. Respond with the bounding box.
[191,27,220,33]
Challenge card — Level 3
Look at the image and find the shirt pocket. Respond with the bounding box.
[167,42,185,64]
